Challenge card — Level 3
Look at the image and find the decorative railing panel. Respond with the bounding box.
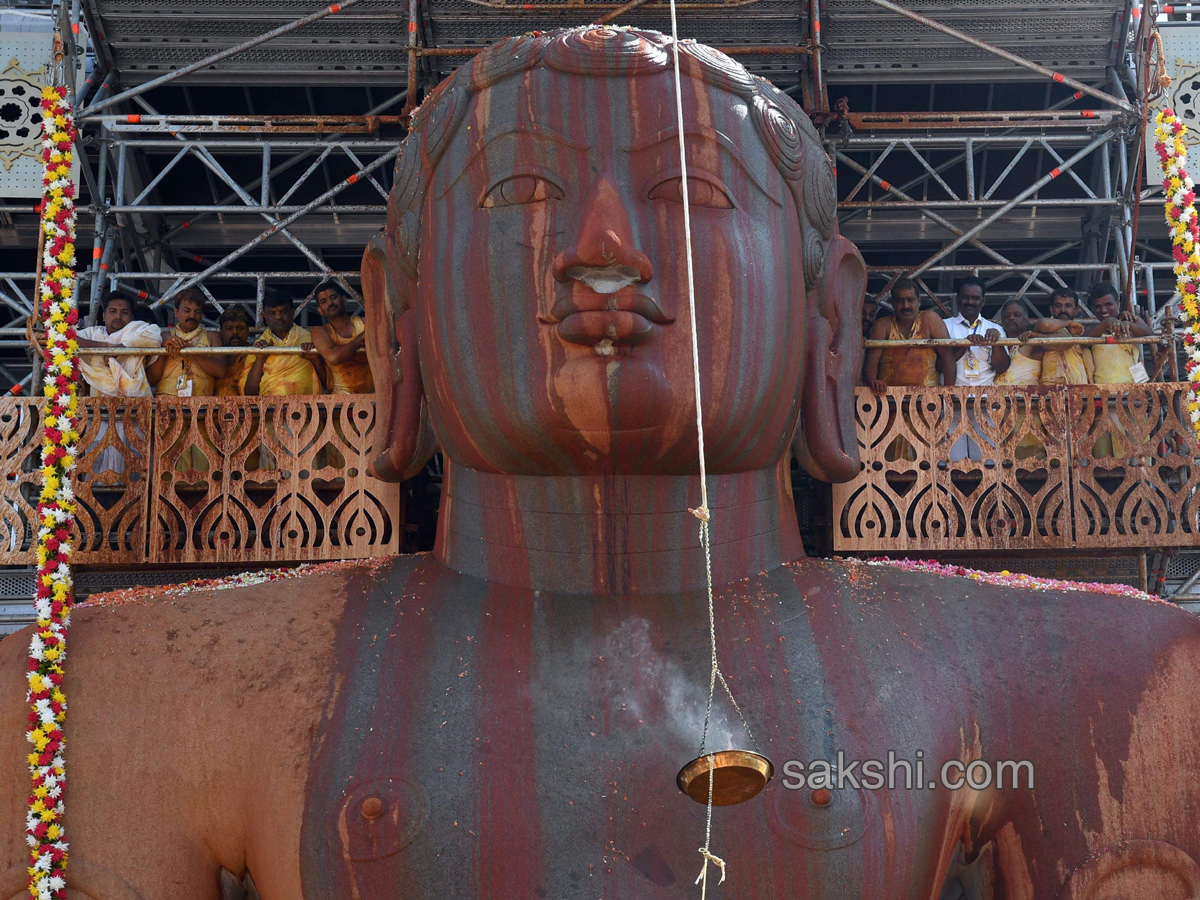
[834,387,1074,552]
[0,396,399,567]
[1068,387,1200,548]
[835,384,1200,553]
[148,397,399,564]
[0,398,153,565]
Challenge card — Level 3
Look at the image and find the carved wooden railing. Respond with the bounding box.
[0,396,400,566]
[834,384,1200,553]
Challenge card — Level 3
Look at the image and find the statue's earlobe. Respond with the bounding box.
[793,232,866,483]
[362,231,438,482]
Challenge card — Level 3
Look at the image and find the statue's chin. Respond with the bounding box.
[551,353,673,453]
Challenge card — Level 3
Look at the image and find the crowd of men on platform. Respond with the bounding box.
[861,277,1154,462]
[862,277,1151,392]
[75,280,374,399]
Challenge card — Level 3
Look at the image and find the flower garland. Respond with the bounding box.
[27,83,79,900]
[1154,107,1200,435]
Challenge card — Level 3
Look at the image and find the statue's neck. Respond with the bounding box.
[435,461,804,594]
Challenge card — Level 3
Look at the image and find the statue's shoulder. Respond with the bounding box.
[779,557,1200,654]
[0,554,430,690]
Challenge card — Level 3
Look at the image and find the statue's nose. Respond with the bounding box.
[554,178,654,292]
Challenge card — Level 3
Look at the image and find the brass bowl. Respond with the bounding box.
[676,750,774,806]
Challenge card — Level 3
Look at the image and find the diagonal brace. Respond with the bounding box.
[907,131,1115,280]
[158,145,401,305]
[858,0,1133,113]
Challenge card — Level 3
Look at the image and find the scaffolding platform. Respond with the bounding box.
[822,0,1130,83]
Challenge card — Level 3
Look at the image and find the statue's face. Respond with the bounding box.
[417,65,808,475]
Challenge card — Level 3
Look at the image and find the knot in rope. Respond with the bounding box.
[695,847,727,900]
[689,505,710,523]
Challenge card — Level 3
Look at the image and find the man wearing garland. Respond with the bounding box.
[150,288,227,399]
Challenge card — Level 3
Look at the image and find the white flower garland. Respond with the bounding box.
[27,83,79,900]
[1154,108,1200,432]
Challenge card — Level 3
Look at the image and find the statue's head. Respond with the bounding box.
[363,27,865,482]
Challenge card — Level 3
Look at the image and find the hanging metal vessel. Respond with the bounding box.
[677,750,774,806]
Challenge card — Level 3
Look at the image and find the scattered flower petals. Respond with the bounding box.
[860,557,1160,602]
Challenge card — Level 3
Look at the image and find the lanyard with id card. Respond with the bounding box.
[965,319,982,372]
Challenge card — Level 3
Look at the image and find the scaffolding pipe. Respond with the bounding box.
[155,89,408,244]
[859,0,1134,113]
[839,198,1120,209]
[862,335,1168,349]
[907,131,1116,280]
[595,0,656,24]
[155,145,401,306]
[85,0,367,115]
[847,110,1119,129]
[837,89,1093,229]
[810,0,825,114]
[404,0,419,117]
[836,150,1061,296]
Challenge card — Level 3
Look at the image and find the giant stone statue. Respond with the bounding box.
[4,26,1200,900]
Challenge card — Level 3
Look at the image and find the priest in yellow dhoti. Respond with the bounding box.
[151,288,227,398]
[150,289,228,476]
[241,292,327,396]
[240,292,327,477]
[311,280,374,395]
[1085,283,1153,459]
[1040,289,1094,386]
[994,300,1084,461]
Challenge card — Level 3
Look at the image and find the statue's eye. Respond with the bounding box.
[648,176,733,209]
[482,175,563,208]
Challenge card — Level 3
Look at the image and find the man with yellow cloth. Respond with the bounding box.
[150,288,227,398]
[149,288,228,476]
[311,280,374,394]
[1085,282,1153,459]
[241,291,327,396]
[994,299,1085,461]
[1040,289,1094,386]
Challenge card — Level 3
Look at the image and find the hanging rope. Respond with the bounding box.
[663,6,757,896]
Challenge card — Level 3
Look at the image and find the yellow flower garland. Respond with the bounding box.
[1155,108,1200,435]
[27,83,78,900]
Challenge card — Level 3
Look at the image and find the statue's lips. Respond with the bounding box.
[549,290,672,349]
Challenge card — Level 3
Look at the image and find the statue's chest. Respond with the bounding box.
[299,580,951,898]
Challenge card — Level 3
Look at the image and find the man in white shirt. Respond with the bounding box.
[944,277,1009,461]
[75,291,163,476]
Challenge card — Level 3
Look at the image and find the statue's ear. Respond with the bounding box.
[362,231,438,482]
[793,231,866,483]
